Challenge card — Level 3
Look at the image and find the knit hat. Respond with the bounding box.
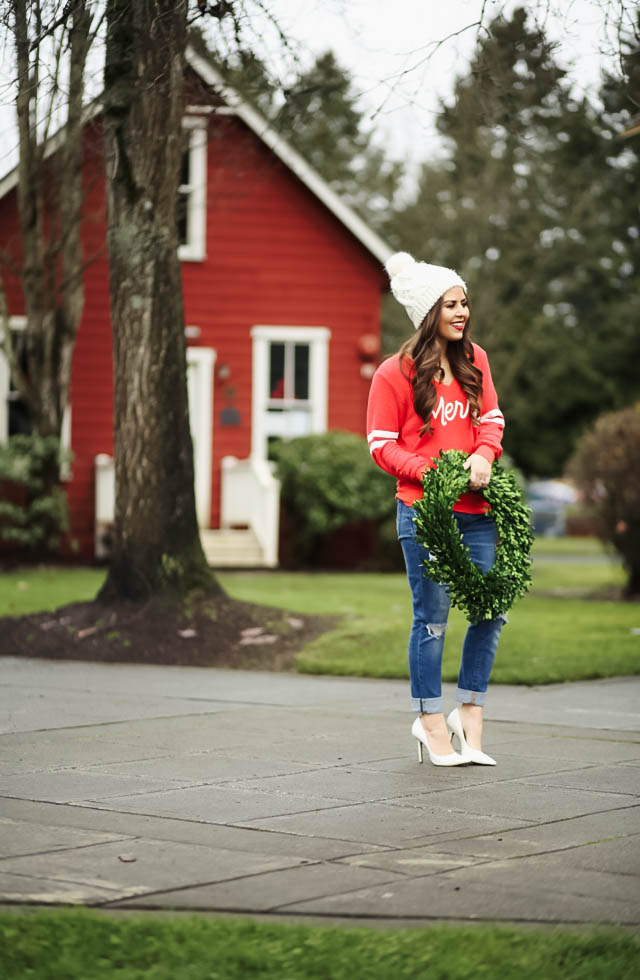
[385,251,467,329]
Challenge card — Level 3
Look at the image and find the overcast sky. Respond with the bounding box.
[0,0,629,182]
[243,0,624,166]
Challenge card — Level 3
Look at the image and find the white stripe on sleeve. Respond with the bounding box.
[367,429,399,455]
[369,438,397,454]
[367,429,399,443]
[479,409,505,427]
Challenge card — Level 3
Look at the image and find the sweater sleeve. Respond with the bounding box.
[366,367,428,483]
[473,349,504,463]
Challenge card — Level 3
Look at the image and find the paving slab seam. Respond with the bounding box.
[477,722,640,739]
[94,868,340,907]
[376,791,640,819]
[212,758,601,790]
[4,713,638,739]
[271,868,635,913]
[1,901,637,931]
[331,857,494,879]
[372,843,640,874]
[23,802,626,852]
[0,684,261,709]
[441,803,640,838]
[0,870,138,896]
[232,822,533,849]
[0,839,138,863]
[0,710,255,737]
[0,799,390,851]
[229,809,640,853]
[61,802,426,845]
[95,900,640,930]
[71,795,508,827]
[376,834,640,865]
[82,763,329,783]
[96,871,412,914]
[348,761,606,793]
[520,781,640,799]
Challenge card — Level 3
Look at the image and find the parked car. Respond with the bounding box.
[527,479,578,537]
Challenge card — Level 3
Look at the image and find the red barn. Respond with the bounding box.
[0,48,391,566]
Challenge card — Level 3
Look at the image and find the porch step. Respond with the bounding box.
[200,528,266,568]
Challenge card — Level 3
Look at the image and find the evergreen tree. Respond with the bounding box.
[274,51,403,224]
[201,38,403,230]
[388,7,639,476]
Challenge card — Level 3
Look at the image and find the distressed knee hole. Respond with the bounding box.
[426,622,447,639]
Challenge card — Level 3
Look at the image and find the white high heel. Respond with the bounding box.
[446,708,496,766]
[411,718,468,766]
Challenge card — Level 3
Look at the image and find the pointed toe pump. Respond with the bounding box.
[446,708,496,766]
[447,708,496,766]
[411,718,468,766]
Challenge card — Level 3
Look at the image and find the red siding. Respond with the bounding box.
[0,102,385,558]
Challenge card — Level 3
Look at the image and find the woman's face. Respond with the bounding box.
[437,287,469,345]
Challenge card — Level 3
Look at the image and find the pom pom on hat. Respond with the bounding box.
[385,251,415,278]
[385,250,467,330]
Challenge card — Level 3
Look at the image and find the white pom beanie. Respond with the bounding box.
[385,251,467,329]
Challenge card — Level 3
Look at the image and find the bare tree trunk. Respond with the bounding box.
[0,1,95,554]
[101,0,220,600]
[5,0,92,445]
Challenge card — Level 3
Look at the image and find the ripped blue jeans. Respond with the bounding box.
[397,501,506,714]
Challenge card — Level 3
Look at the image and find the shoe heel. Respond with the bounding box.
[411,718,468,767]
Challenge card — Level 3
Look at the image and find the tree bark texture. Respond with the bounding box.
[101,0,220,600]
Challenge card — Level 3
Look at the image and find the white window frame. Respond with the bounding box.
[186,344,216,527]
[251,325,330,460]
[178,116,208,262]
[0,315,72,479]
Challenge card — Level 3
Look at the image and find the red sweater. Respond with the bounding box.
[366,343,504,513]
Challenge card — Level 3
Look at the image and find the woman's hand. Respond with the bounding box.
[463,453,491,491]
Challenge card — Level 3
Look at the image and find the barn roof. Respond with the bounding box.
[0,47,392,267]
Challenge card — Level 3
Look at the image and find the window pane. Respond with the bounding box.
[269,343,285,399]
[294,344,309,400]
[8,399,31,436]
[180,146,190,186]
[8,333,32,436]
[177,192,188,245]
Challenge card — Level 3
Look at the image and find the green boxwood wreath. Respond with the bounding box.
[412,450,534,623]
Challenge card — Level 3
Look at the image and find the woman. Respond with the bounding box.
[367,251,505,767]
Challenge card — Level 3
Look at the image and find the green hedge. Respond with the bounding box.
[0,434,71,553]
[272,431,396,563]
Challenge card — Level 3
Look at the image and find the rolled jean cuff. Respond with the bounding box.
[411,696,443,714]
[456,688,487,707]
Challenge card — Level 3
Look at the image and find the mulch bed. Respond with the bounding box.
[0,592,336,670]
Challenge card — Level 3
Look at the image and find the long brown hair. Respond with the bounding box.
[399,296,482,436]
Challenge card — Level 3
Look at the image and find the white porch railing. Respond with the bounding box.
[94,452,281,567]
[220,455,281,567]
[94,453,115,559]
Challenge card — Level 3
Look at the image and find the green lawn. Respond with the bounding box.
[1,538,638,685]
[220,566,637,686]
[531,535,611,557]
[1,909,638,980]
[0,565,105,617]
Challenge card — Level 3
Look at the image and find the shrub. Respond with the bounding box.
[271,431,396,564]
[0,434,71,553]
[568,405,640,597]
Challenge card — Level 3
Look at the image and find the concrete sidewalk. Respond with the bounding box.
[0,657,638,928]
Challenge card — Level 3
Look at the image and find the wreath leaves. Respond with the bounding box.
[412,450,534,623]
